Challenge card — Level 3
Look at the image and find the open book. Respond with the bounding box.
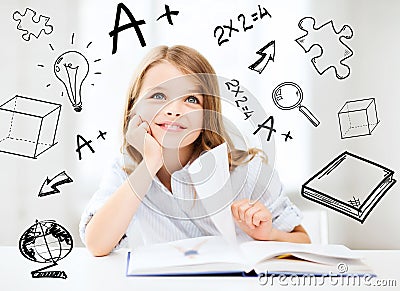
[126,236,373,276]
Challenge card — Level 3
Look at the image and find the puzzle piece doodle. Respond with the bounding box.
[295,17,353,80]
[13,8,53,41]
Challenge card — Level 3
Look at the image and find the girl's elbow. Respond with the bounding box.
[85,233,112,257]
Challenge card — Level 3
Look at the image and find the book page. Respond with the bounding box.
[188,143,237,243]
[127,236,244,274]
[239,240,363,266]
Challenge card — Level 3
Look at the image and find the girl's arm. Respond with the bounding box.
[85,114,162,256]
[231,199,311,243]
[84,160,160,256]
[269,225,311,243]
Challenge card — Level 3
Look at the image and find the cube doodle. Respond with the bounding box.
[338,98,379,139]
[13,8,53,41]
[295,17,353,80]
[0,95,61,159]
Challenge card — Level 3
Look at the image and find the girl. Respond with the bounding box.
[80,45,310,256]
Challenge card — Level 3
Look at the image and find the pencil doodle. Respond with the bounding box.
[13,8,53,41]
[295,16,353,80]
[19,219,73,279]
[272,82,320,127]
[248,40,276,74]
[302,151,396,223]
[0,95,61,159]
[38,171,73,197]
[338,97,379,139]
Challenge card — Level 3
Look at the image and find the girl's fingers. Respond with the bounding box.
[231,199,249,222]
[138,120,150,133]
[244,205,262,228]
[232,199,272,229]
[238,201,253,222]
[129,114,142,128]
[253,210,270,227]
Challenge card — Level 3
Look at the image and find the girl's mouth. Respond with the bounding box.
[156,121,187,132]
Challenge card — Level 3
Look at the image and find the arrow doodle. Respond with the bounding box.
[248,40,275,74]
[38,171,73,197]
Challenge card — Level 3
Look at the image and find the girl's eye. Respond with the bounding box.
[151,93,166,100]
[185,95,200,104]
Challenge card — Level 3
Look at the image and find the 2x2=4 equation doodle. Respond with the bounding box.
[213,5,271,46]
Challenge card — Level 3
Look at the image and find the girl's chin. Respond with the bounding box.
[152,128,200,145]
[154,135,199,150]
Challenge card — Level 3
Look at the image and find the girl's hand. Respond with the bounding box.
[231,199,276,241]
[126,114,163,173]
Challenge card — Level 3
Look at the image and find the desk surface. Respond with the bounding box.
[1,247,399,291]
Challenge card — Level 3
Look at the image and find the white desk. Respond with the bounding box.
[1,247,399,291]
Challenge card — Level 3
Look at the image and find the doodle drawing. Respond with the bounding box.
[54,51,89,112]
[248,40,276,74]
[0,95,61,159]
[295,17,353,80]
[338,97,379,139]
[13,8,53,41]
[19,219,73,279]
[38,171,73,197]
[272,82,320,127]
[302,151,396,223]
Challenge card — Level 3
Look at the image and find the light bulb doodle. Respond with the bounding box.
[54,51,89,112]
[37,33,102,103]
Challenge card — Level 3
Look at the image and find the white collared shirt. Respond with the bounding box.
[79,154,303,250]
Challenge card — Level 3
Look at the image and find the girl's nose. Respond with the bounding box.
[164,101,182,117]
[166,111,181,117]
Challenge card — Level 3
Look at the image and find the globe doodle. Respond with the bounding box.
[19,219,73,279]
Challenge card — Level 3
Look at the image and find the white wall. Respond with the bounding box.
[0,0,399,250]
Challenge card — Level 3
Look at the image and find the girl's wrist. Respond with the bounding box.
[143,158,162,175]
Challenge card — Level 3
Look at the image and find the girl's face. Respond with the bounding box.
[133,61,204,149]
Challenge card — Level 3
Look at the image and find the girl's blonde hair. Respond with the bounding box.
[122,45,264,173]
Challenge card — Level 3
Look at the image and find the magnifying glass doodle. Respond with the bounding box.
[272,82,320,127]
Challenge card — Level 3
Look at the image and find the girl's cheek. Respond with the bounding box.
[134,101,161,123]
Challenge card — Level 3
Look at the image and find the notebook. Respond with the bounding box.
[302,151,396,223]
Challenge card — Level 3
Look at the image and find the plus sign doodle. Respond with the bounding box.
[281,131,293,142]
[109,2,180,54]
[156,4,179,25]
